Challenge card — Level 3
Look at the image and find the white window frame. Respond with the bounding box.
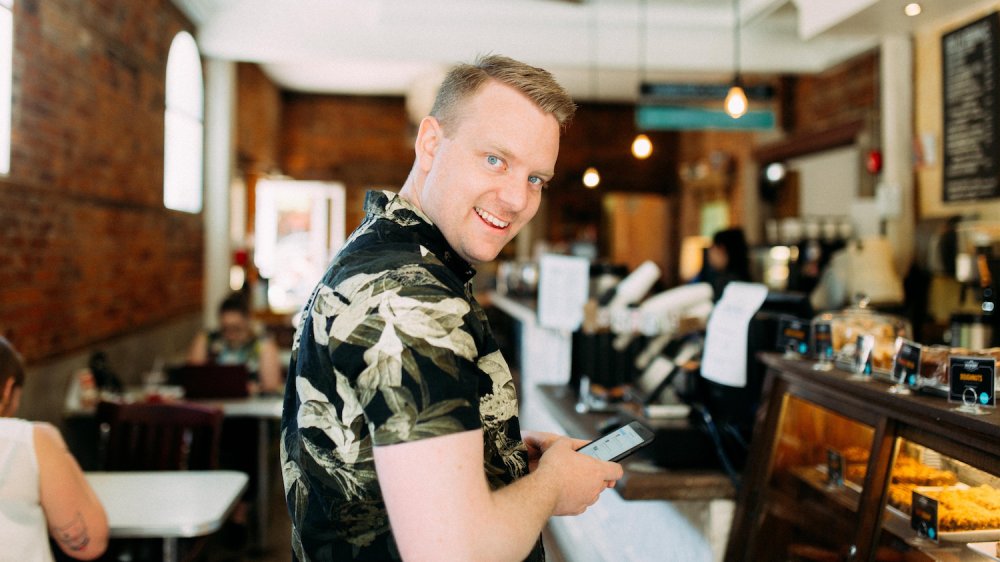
[163,31,204,213]
[0,0,14,175]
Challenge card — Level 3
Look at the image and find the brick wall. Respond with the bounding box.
[1,0,201,363]
[793,49,880,135]
[280,93,415,232]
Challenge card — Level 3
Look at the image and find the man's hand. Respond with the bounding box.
[521,430,587,472]
[533,436,624,516]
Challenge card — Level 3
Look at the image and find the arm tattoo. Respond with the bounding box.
[53,512,90,552]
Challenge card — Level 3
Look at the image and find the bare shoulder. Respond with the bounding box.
[32,422,68,455]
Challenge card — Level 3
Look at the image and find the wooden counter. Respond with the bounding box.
[725,353,1000,562]
[537,384,736,501]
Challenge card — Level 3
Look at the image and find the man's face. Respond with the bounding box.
[414,80,560,265]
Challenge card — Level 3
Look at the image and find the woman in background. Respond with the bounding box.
[696,228,751,300]
[187,291,283,394]
[0,337,108,561]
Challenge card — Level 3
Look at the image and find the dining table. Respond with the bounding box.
[86,470,248,562]
[193,395,282,550]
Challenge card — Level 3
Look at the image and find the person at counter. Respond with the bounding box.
[280,54,623,561]
[694,227,751,300]
[186,291,283,394]
[0,337,109,560]
[809,236,905,312]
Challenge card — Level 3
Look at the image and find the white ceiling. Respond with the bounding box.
[173,0,984,104]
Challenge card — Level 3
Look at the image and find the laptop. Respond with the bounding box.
[169,364,251,399]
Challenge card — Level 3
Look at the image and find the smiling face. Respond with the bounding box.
[406,80,561,265]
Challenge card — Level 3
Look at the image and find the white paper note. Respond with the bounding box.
[700,282,769,388]
[537,254,590,331]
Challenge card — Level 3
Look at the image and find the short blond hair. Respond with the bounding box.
[431,54,576,134]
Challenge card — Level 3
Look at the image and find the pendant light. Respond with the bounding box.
[631,134,652,159]
[584,4,601,187]
[632,0,652,160]
[724,0,748,119]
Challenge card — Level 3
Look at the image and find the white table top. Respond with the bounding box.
[194,396,283,418]
[86,471,248,538]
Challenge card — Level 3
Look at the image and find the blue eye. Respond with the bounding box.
[486,155,501,167]
[528,176,544,188]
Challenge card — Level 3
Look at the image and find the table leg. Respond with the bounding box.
[255,417,269,550]
[163,537,178,562]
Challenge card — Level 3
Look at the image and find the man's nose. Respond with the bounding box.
[497,177,529,212]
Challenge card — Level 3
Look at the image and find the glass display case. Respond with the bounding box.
[726,354,1000,562]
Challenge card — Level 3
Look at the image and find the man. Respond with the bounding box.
[281,54,623,562]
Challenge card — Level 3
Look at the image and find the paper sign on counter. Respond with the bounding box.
[700,282,769,388]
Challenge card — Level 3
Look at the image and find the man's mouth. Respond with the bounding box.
[474,207,510,229]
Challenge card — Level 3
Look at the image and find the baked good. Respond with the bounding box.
[891,462,958,487]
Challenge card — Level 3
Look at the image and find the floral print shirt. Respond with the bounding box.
[280,190,542,561]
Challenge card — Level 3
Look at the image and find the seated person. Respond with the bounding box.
[0,337,109,560]
[186,292,283,395]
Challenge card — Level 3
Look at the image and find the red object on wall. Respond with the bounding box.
[234,248,249,267]
[866,149,883,174]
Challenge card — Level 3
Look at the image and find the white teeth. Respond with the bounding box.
[475,207,509,228]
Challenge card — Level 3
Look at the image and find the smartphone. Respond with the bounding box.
[577,421,655,462]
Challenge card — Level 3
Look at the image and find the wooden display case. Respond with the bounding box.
[725,353,1000,561]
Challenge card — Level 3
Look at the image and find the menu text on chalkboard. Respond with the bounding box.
[942,12,1000,202]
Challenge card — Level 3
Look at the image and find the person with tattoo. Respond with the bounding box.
[0,337,109,560]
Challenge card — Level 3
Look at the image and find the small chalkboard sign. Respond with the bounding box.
[911,491,939,543]
[813,322,834,361]
[942,12,1000,202]
[777,316,810,356]
[892,339,922,388]
[826,448,845,488]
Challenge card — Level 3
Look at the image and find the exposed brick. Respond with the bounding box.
[2,0,201,362]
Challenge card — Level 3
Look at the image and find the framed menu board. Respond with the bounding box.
[942,12,1000,202]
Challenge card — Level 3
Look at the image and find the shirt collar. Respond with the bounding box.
[364,190,477,282]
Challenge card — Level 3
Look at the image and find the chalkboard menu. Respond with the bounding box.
[942,12,1000,202]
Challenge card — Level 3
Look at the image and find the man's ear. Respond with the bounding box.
[415,116,442,173]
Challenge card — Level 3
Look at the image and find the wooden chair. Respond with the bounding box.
[96,401,224,471]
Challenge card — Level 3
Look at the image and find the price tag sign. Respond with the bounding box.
[826,448,844,488]
[911,491,939,543]
[892,339,922,388]
[856,335,875,376]
[813,322,834,361]
[948,355,996,407]
[776,316,810,356]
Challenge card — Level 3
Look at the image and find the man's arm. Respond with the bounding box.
[375,428,622,562]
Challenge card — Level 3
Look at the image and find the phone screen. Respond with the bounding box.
[578,424,648,462]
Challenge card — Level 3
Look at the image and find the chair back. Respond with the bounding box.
[96,401,224,471]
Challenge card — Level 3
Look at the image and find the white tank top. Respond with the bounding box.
[0,418,54,562]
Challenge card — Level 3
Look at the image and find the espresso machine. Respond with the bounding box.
[946,220,1000,348]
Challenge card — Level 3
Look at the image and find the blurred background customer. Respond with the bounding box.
[695,228,751,300]
[187,291,283,394]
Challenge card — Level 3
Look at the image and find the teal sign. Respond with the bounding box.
[637,106,776,131]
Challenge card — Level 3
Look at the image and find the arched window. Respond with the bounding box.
[163,31,203,213]
[0,0,14,175]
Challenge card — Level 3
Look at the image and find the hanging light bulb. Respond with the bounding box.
[725,82,748,119]
[724,0,748,119]
[631,134,653,159]
[583,167,601,188]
